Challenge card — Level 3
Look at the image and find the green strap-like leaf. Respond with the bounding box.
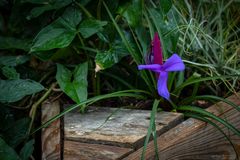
[174,75,240,93]
[184,112,239,158]
[177,106,240,137]
[33,90,149,134]
[103,1,156,94]
[141,99,160,160]
[180,95,240,111]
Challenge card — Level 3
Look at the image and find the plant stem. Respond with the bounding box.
[28,83,57,135]
[97,0,103,19]
[75,1,93,18]
[77,33,85,47]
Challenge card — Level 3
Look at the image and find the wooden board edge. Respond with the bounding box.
[41,100,62,160]
[64,140,134,160]
[123,92,240,160]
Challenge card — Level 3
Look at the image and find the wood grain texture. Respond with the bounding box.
[64,107,183,149]
[41,100,61,160]
[64,140,133,160]
[123,93,240,160]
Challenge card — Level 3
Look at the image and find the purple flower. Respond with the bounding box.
[138,33,185,100]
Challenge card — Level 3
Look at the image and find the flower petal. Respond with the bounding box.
[153,33,163,65]
[163,54,185,71]
[138,64,162,73]
[157,71,170,100]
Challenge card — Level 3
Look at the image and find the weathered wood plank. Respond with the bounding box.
[64,140,133,160]
[41,100,61,160]
[64,107,183,149]
[123,93,240,160]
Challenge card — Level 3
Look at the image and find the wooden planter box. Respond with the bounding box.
[41,93,240,160]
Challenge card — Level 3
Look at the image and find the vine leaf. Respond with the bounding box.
[30,7,82,52]
[0,79,44,103]
[56,62,88,103]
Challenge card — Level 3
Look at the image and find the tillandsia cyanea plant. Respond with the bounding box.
[138,33,185,100]
[137,33,240,159]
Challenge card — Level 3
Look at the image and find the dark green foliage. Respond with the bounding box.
[0,0,239,159]
[1,66,20,79]
[30,7,82,52]
[0,138,20,160]
[78,19,107,38]
[0,55,30,66]
[56,62,88,103]
[19,139,35,160]
[3,118,31,148]
[0,107,33,159]
[0,79,44,103]
[95,41,129,70]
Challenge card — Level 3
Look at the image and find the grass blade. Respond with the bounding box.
[177,106,240,137]
[141,99,160,160]
[184,112,239,159]
[181,95,240,111]
[174,75,240,93]
[32,89,150,134]
[103,1,156,94]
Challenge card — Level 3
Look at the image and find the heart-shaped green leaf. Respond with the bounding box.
[30,7,82,52]
[0,79,44,103]
[26,0,72,19]
[121,0,142,27]
[95,41,129,71]
[56,62,88,103]
[78,19,107,38]
[19,139,35,160]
